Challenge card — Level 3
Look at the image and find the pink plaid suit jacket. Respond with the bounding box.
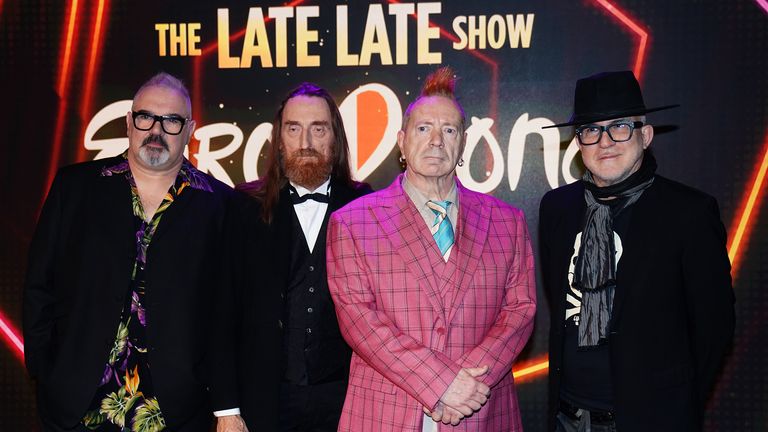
[327,175,536,431]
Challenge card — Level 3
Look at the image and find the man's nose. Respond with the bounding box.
[429,129,444,148]
[597,130,616,148]
[151,118,165,135]
[300,129,312,149]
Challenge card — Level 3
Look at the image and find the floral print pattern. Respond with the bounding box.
[83,154,210,431]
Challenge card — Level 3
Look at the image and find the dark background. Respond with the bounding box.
[1,0,766,430]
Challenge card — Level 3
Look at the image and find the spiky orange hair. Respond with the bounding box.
[420,66,457,97]
[401,66,465,131]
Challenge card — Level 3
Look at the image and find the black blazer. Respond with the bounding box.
[233,177,371,432]
[23,156,239,430]
[539,176,734,431]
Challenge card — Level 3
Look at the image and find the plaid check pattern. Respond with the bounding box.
[327,174,537,432]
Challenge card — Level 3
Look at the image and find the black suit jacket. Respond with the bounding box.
[23,156,240,430]
[539,176,734,431]
[232,177,371,432]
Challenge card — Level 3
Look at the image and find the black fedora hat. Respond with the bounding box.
[543,70,679,129]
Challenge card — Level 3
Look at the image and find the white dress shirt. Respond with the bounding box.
[290,178,331,252]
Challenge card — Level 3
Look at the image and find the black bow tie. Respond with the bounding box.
[289,185,330,204]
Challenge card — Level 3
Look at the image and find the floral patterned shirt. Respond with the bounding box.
[82,154,211,431]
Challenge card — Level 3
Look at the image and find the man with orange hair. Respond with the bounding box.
[327,67,536,431]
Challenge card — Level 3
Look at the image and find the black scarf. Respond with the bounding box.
[573,151,657,347]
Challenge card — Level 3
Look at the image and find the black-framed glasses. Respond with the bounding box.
[575,121,644,145]
[131,111,189,135]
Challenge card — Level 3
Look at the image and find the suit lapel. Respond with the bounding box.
[611,180,656,328]
[273,186,295,282]
[561,184,587,327]
[371,177,445,315]
[329,177,351,213]
[95,172,136,259]
[150,184,196,243]
[274,179,353,289]
[445,184,491,324]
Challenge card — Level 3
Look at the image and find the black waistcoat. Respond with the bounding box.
[282,206,351,385]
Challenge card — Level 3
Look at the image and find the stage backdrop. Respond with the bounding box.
[1,0,766,430]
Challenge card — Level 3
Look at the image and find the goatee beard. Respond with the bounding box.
[139,134,170,167]
[284,148,333,190]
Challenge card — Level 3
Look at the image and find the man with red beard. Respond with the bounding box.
[235,83,372,432]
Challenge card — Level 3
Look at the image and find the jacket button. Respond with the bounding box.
[306,328,312,334]
[307,307,314,313]
[308,265,315,272]
[308,287,315,293]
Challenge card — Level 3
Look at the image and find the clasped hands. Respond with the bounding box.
[423,365,491,426]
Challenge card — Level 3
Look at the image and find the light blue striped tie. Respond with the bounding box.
[427,200,454,261]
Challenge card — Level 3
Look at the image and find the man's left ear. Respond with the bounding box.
[641,124,654,149]
[459,130,468,155]
[186,119,197,143]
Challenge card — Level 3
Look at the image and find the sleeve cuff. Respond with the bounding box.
[213,408,241,417]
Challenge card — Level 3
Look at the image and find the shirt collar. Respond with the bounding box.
[402,172,458,208]
[289,177,331,197]
[101,151,213,193]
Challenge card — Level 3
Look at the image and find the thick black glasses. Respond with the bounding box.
[131,111,188,135]
[575,121,644,145]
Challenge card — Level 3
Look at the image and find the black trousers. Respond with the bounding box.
[279,380,347,432]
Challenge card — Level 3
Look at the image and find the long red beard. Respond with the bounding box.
[283,148,333,190]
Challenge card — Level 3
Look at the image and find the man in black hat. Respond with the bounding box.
[539,71,734,431]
